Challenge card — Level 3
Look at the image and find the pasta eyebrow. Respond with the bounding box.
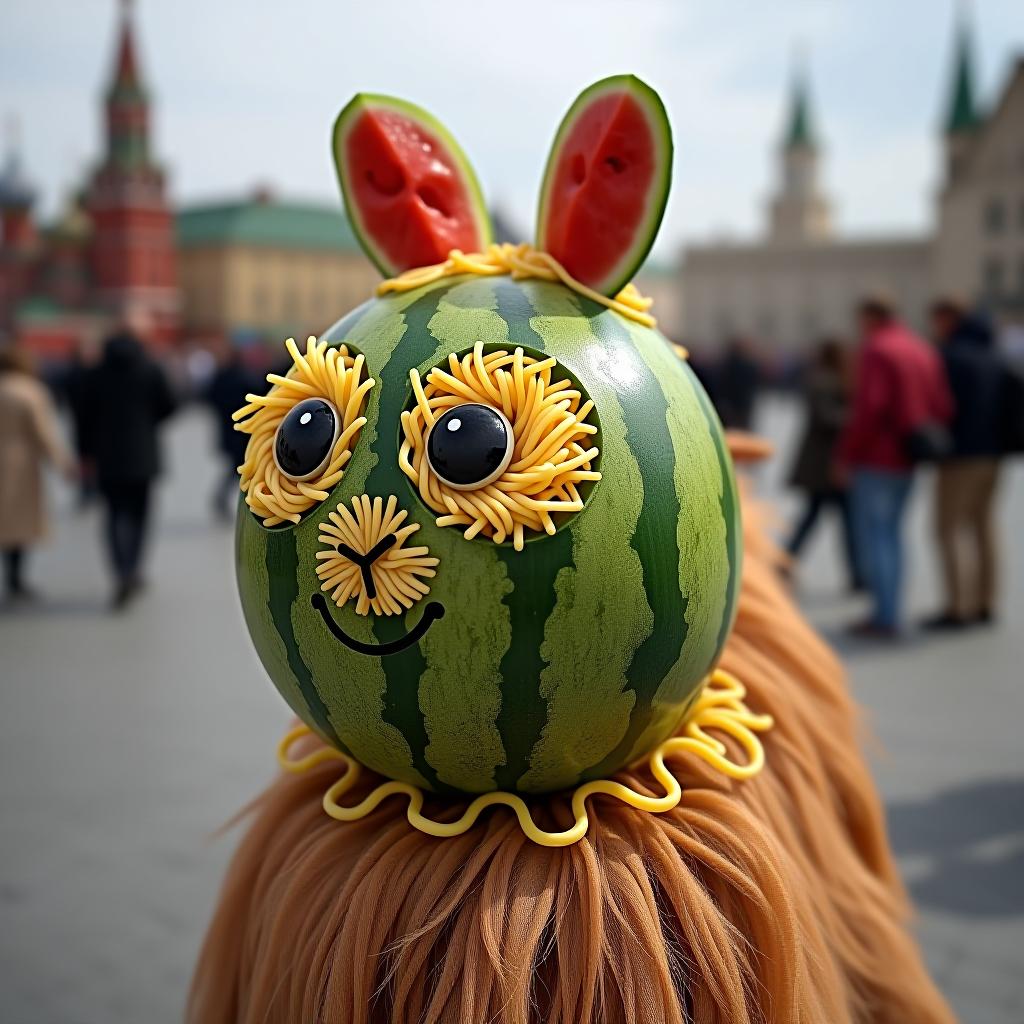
[399,341,601,551]
[233,336,374,527]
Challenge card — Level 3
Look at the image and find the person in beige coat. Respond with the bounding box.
[0,347,75,600]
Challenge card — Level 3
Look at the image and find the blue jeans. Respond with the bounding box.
[850,469,913,629]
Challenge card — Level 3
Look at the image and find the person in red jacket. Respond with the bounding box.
[836,295,953,636]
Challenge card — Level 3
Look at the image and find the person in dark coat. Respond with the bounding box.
[204,346,259,520]
[785,339,862,590]
[715,336,761,430]
[80,322,177,609]
[63,336,102,508]
[923,299,1005,629]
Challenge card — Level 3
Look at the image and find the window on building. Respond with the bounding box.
[982,256,1004,297]
[984,197,1006,235]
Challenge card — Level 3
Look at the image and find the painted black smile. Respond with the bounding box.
[311,593,445,656]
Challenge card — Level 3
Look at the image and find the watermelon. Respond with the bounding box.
[332,94,492,277]
[536,75,672,297]
[236,275,741,796]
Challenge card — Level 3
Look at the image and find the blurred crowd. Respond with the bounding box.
[1,294,1021,634]
[697,293,1022,639]
[0,314,261,610]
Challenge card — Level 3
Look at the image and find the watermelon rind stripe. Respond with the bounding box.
[404,279,518,792]
[574,307,688,780]
[513,285,648,792]
[692,379,742,654]
[235,511,321,737]
[357,288,452,789]
[291,296,431,789]
[619,323,734,767]
[490,280,578,790]
[264,529,341,748]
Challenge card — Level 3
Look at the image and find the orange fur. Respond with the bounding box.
[189,435,954,1023]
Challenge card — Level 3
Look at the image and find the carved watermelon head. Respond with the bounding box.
[234,81,741,797]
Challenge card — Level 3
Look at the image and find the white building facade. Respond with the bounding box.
[679,19,1024,354]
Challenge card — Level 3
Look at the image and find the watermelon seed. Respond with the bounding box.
[603,155,627,175]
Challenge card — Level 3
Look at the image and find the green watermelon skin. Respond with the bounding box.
[235,276,741,796]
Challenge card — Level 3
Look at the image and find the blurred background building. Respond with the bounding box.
[0,0,179,355]
[934,54,1024,315]
[2,3,1021,364]
[680,18,1024,352]
[177,193,376,347]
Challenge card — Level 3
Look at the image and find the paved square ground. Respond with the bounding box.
[1,401,1021,1022]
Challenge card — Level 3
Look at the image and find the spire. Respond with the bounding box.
[108,0,145,99]
[784,52,817,150]
[0,115,35,209]
[944,6,980,134]
[101,0,151,170]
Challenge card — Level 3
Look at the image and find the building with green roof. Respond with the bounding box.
[176,192,377,342]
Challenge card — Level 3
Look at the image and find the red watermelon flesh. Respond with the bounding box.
[339,100,490,276]
[537,77,672,297]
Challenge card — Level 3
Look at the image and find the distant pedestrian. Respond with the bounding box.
[785,338,862,590]
[0,347,75,602]
[923,299,1005,629]
[80,318,177,609]
[715,336,761,430]
[203,345,259,520]
[836,295,953,637]
[63,335,102,508]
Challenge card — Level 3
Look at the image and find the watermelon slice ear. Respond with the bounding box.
[536,75,673,297]
[332,94,492,277]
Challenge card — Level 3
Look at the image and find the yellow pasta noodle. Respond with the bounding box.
[315,494,439,616]
[233,337,374,526]
[378,242,658,328]
[399,340,601,551]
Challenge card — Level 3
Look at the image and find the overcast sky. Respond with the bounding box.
[1,0,1020,259]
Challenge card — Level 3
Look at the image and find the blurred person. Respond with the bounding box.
[80,313,177,610]
[185,344,217,399]
[203,344,259,521]
[785,338,863,590]
[836,295,952,637]
[63,334,102,508]
[0,347,75,602]
[923,299,1005,629]
[715,335,761,429]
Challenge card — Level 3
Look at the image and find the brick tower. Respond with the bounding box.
[87,0,179,344]
[0,122,39,332]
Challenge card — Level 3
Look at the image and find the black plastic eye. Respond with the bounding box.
[426,403,514,490]
[273,398,340,481]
